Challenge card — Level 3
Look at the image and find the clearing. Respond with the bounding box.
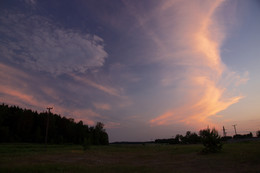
[0,141,260,173]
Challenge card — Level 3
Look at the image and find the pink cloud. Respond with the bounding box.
[93,103,111,110]
[104,122,121,129]
[147,0,246,127]
[0,63,104,126]
[71,74,123,97]
[69,109,102,126]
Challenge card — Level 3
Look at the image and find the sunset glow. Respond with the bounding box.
[1,0,260,142]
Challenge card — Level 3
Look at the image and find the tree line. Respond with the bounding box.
[155,130,258,145]
[0,104,109,145]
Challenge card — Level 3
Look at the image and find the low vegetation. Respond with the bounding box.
[1,142,260,173]
[199,128,222,153]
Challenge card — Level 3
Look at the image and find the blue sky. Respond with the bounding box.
[0,0,260,142]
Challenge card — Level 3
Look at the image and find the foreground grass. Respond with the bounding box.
[0,141,260,173]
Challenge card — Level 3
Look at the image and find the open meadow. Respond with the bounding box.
[0,141,260,173]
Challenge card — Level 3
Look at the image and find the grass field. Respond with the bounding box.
[0,141,260,173]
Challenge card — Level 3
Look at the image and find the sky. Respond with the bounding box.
[0,0,260,142]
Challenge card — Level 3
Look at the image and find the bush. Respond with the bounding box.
[233,132,253,139]
[199,128,222,153]
[221,136,232,141]
[257,131,260,138]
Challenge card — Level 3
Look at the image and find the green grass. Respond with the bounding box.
[1,141,260,173]
[0,164,154,173]
[0,143,82,156]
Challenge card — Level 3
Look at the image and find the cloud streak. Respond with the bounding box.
[93,103,111,110]
[144,0,246,127]
[71,74,124,98]
[0,63,106,126]
[0,9,114,126]
[0,12,107,75]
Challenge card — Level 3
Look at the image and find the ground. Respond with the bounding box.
[0,141,260,173]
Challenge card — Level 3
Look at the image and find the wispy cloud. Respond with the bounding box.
[0,63,106,125]
[93,103,111,110]
[137,0,248,127]
[0,63,40,106]
[150,77,242,127]
[71,74,124,98]
[104,122,121,129]
[24,0,37,6]
[0,9,113,125]
[0,11,107,76]
[69,109,103,125]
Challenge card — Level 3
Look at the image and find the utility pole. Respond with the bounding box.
[223,126,227,137]
[232,124,237,135]
[45,107,53,146]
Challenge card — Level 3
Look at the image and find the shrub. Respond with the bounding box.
[199,128,222,153]
[257,131,260,138]
[221,136,232,141]
[233,132,253,139]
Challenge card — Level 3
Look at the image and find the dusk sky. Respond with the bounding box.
[1,0,260,142]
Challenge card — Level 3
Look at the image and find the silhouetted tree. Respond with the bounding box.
[221,136,232,141]
[93,122,109,145]
[257,131,260,138]
[0,103,109,145]
[233,132,253,139]
[182,131,200,144]
[199,128,222,153]
[174,134,181,144]
[155,132,200,145]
